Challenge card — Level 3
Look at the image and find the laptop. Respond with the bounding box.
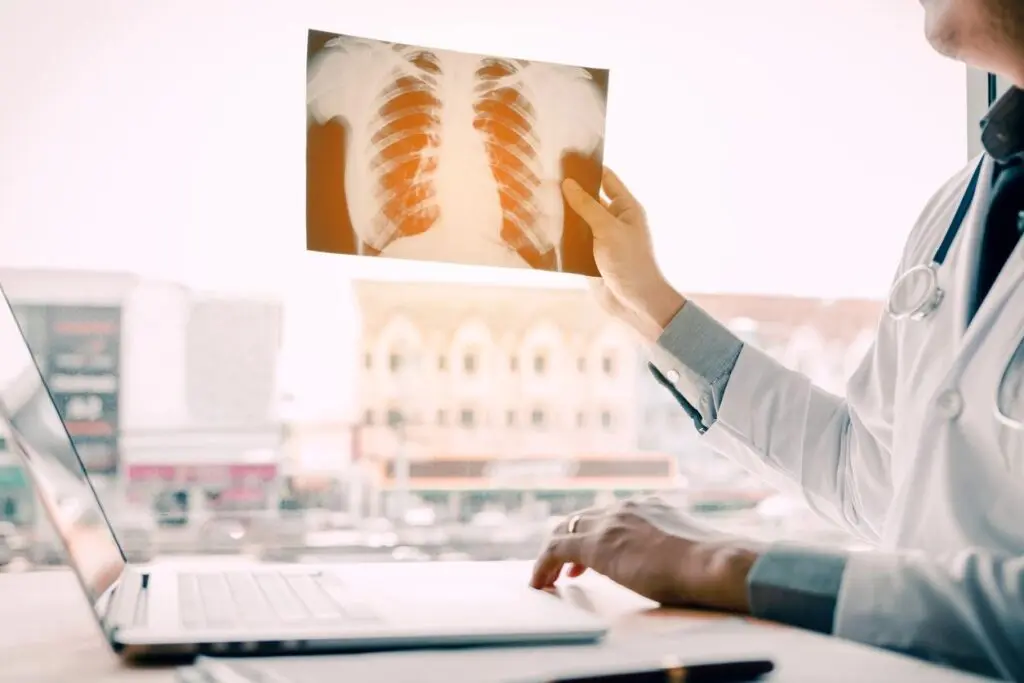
[0,286,606,660]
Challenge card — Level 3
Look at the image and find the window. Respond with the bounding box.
[463,353,477,374]
[9,1,973,571]
[460,408,475,428]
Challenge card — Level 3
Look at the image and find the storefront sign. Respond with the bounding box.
[382,456,674,487]
[483,459,580,485]
[127,463,278,484]
[44,307,122,474]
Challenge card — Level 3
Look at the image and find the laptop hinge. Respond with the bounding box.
[105,569,148,636]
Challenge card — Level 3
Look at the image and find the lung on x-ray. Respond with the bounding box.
[306,29,609,275]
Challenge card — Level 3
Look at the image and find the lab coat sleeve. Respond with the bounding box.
[835,547,1024,680]
[647,301,744,429]
[669,323,896,540]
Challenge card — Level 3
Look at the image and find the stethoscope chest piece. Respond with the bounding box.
[886,263,945,321]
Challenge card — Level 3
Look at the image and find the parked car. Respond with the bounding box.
[0,522,24,568]
[197,516,249,553]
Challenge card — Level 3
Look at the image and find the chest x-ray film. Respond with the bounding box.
[306,30,609,275]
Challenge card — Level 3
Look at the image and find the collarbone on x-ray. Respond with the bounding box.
[307,36,606,271]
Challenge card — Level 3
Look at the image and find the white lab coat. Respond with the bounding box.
[700,154,1024,679]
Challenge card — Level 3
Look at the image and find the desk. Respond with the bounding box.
[0,567,996,683]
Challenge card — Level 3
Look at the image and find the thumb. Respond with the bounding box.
[562,179,614,237]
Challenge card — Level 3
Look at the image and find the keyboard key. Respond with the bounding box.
[197,574,237,628]
[224,572,274,624]
[284,574,344,620]
[177,574,205,628]
[254,573,309,623]
[314,573,379,621]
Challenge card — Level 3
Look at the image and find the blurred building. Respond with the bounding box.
[274,270,363,511]
[0,268,285,527]
[350,280,676,520]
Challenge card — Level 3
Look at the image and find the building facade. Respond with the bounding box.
[0,268,285,528]
[349,280,673,521]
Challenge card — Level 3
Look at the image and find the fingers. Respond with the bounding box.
[531,534,584,589]
[567,563,589,578]
[562,179,614,237]
[530,509,604,589]
[601,167,638,206]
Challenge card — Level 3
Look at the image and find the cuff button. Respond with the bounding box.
[666,369,680,383]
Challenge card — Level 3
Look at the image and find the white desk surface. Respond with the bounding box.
[0,566,997,683]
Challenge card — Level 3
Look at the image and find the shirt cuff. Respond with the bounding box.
[747,544,848,634]
[648,301,743,428]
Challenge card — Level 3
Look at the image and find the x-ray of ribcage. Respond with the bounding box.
[307,34,607,272]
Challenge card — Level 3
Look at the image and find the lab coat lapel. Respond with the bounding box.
[953,156,997,337]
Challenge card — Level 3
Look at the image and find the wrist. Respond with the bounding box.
[686,542,764,614]
[638,280,686,333]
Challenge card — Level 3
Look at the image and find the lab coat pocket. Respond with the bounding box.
[995,338,1024,475]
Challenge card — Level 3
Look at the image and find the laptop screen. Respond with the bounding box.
[0,290,126,613]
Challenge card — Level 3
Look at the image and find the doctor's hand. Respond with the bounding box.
[530,496,762,613]
[562,169,686,342]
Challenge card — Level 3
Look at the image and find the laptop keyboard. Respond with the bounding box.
[178,571,379,629]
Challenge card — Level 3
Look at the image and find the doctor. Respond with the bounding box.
[530,1,1024,679]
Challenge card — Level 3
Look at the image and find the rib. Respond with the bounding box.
[472,58,551,267]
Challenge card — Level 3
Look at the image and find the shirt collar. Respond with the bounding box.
[981,86,1024,164]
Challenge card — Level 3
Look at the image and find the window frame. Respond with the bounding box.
[965,70,1009,159]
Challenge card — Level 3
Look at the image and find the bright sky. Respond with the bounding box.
[0,0,968,299]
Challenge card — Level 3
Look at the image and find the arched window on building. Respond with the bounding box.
[449,319,493,380]
[519,321,565,384]
[376,315,424,380]
[587,324,632,384]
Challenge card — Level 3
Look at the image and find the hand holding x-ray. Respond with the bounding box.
[562,169,687,341]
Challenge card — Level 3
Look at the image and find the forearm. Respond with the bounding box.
[835,549,1024,680]
[650,299,891,539]
[744,545,1024,680]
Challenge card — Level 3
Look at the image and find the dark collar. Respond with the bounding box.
[981,87,1024,164]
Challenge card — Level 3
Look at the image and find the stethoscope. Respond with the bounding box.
[884,157,1023,431]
